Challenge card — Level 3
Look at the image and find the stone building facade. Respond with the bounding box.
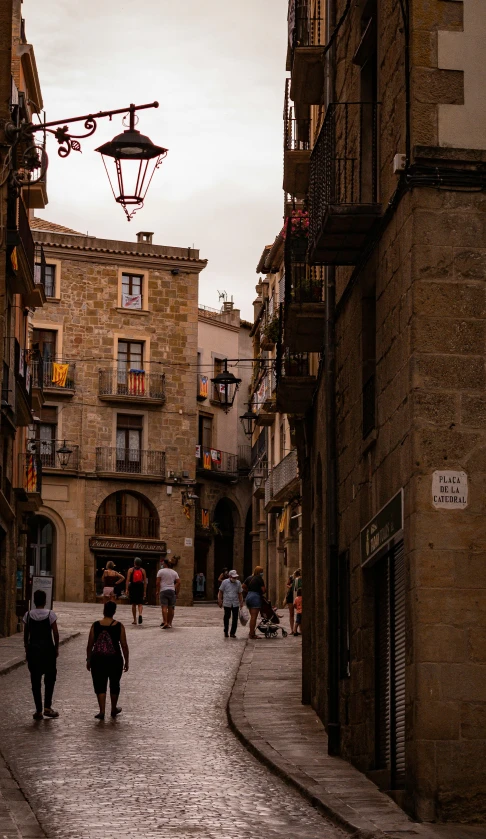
[29,219,206,606]
[249,235,302,609]
[194,302,252,598]
[276,0,486,823]
[0,2,48,636]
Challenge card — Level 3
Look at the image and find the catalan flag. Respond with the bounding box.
[52,362,69,387]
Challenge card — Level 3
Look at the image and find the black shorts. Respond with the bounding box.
[90,656,123,695]
[129,582,144,605]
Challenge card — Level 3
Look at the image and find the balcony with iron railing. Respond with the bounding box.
[288,0,326,105]
[7,197,35,295]
[99,365,166,404]
[276,317,317,415]
[29,244,47,307]
[283,216,325,352]
[14,339,33,426]
[95,513,159,539]
[38,440,80,473]
[33,359,76,395]
[308,102,381,266]
[196,448,238,481]
[252,368,277,427]
[283,79,311,199]
[95,447,166,478]
[272,449,300,501]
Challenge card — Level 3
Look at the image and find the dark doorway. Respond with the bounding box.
[94,554,161,604]
[28,516,55,578]
[213,498,235,596]
[243,506,253,580]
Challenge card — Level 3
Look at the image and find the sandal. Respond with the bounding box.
[43,708,59,718]
[33,712,43,721]
[94,712,105,720]
[111,707,122,718]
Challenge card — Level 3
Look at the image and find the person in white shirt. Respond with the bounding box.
[218,570,243,638]
[23,589,59,720]
[156,558,180,629]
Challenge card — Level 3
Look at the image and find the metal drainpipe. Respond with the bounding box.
[325,0,340,757]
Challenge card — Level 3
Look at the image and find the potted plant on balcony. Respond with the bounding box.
[261,313,280,349]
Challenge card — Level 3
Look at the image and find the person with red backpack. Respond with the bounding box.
[86,601,129,720]
[125,557,147,625]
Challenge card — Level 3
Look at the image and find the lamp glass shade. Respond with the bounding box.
[95,129,168,221]
[211,369,241,413]
[239,408,256,439]
[56,441,73,469]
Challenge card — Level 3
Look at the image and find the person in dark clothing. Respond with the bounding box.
[125,557,147,625]
[23,589,60,720]
[86,601,129,720]
[242,565,266,640]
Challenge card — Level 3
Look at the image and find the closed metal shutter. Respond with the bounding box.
[375,558,390,769]
[391,541,406,788]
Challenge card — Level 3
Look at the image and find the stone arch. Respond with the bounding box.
[28,507,66,599]
[95,490,160,539]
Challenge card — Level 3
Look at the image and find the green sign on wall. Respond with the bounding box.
[360,489,403,566]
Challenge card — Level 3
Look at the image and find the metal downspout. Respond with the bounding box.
[325,0,340,757]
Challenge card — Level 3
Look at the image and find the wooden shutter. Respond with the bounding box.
[391,541,406,788]
[375,557,390,770]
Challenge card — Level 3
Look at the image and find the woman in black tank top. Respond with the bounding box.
[87,601,129,720]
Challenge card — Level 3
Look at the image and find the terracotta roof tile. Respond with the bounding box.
[30,217,85,235]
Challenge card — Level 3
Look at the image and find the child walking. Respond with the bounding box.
[293,588,302,636]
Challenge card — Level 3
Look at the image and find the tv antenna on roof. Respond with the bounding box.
[217,290,228,303]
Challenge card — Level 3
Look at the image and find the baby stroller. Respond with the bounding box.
[257,597,288,638]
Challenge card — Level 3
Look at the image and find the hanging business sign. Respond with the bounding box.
[360,489,403,567]
[89,537,167,554]
[432,470,468,509]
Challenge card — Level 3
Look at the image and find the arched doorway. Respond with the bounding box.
[94,491,160,603]
[213,498,236,596]
[28,516,55,577]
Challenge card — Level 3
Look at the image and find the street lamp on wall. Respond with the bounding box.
[239,403,256,439]
[5,101,167,221]
[211,361,241,413]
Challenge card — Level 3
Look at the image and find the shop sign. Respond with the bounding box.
[361,489,403,566]
[89,537,167,553]
[432,470,468,509]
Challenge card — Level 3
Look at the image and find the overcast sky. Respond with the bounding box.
[24,0,287,319]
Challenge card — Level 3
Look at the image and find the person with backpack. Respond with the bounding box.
[125,557,147,625]
[23,589,60,720]
[86,601,129,720]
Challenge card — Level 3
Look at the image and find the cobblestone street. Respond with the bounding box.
[0,603,346,839]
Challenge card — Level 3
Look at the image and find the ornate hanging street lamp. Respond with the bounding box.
[56,440,73,470]
[239,403,257,439]
[211,361,241,413]
[5,101,166,221]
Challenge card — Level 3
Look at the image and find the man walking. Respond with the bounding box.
[125,557,147,625]
[218,570,243,638]
[156,558,180,629]
[23,589,59,719]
